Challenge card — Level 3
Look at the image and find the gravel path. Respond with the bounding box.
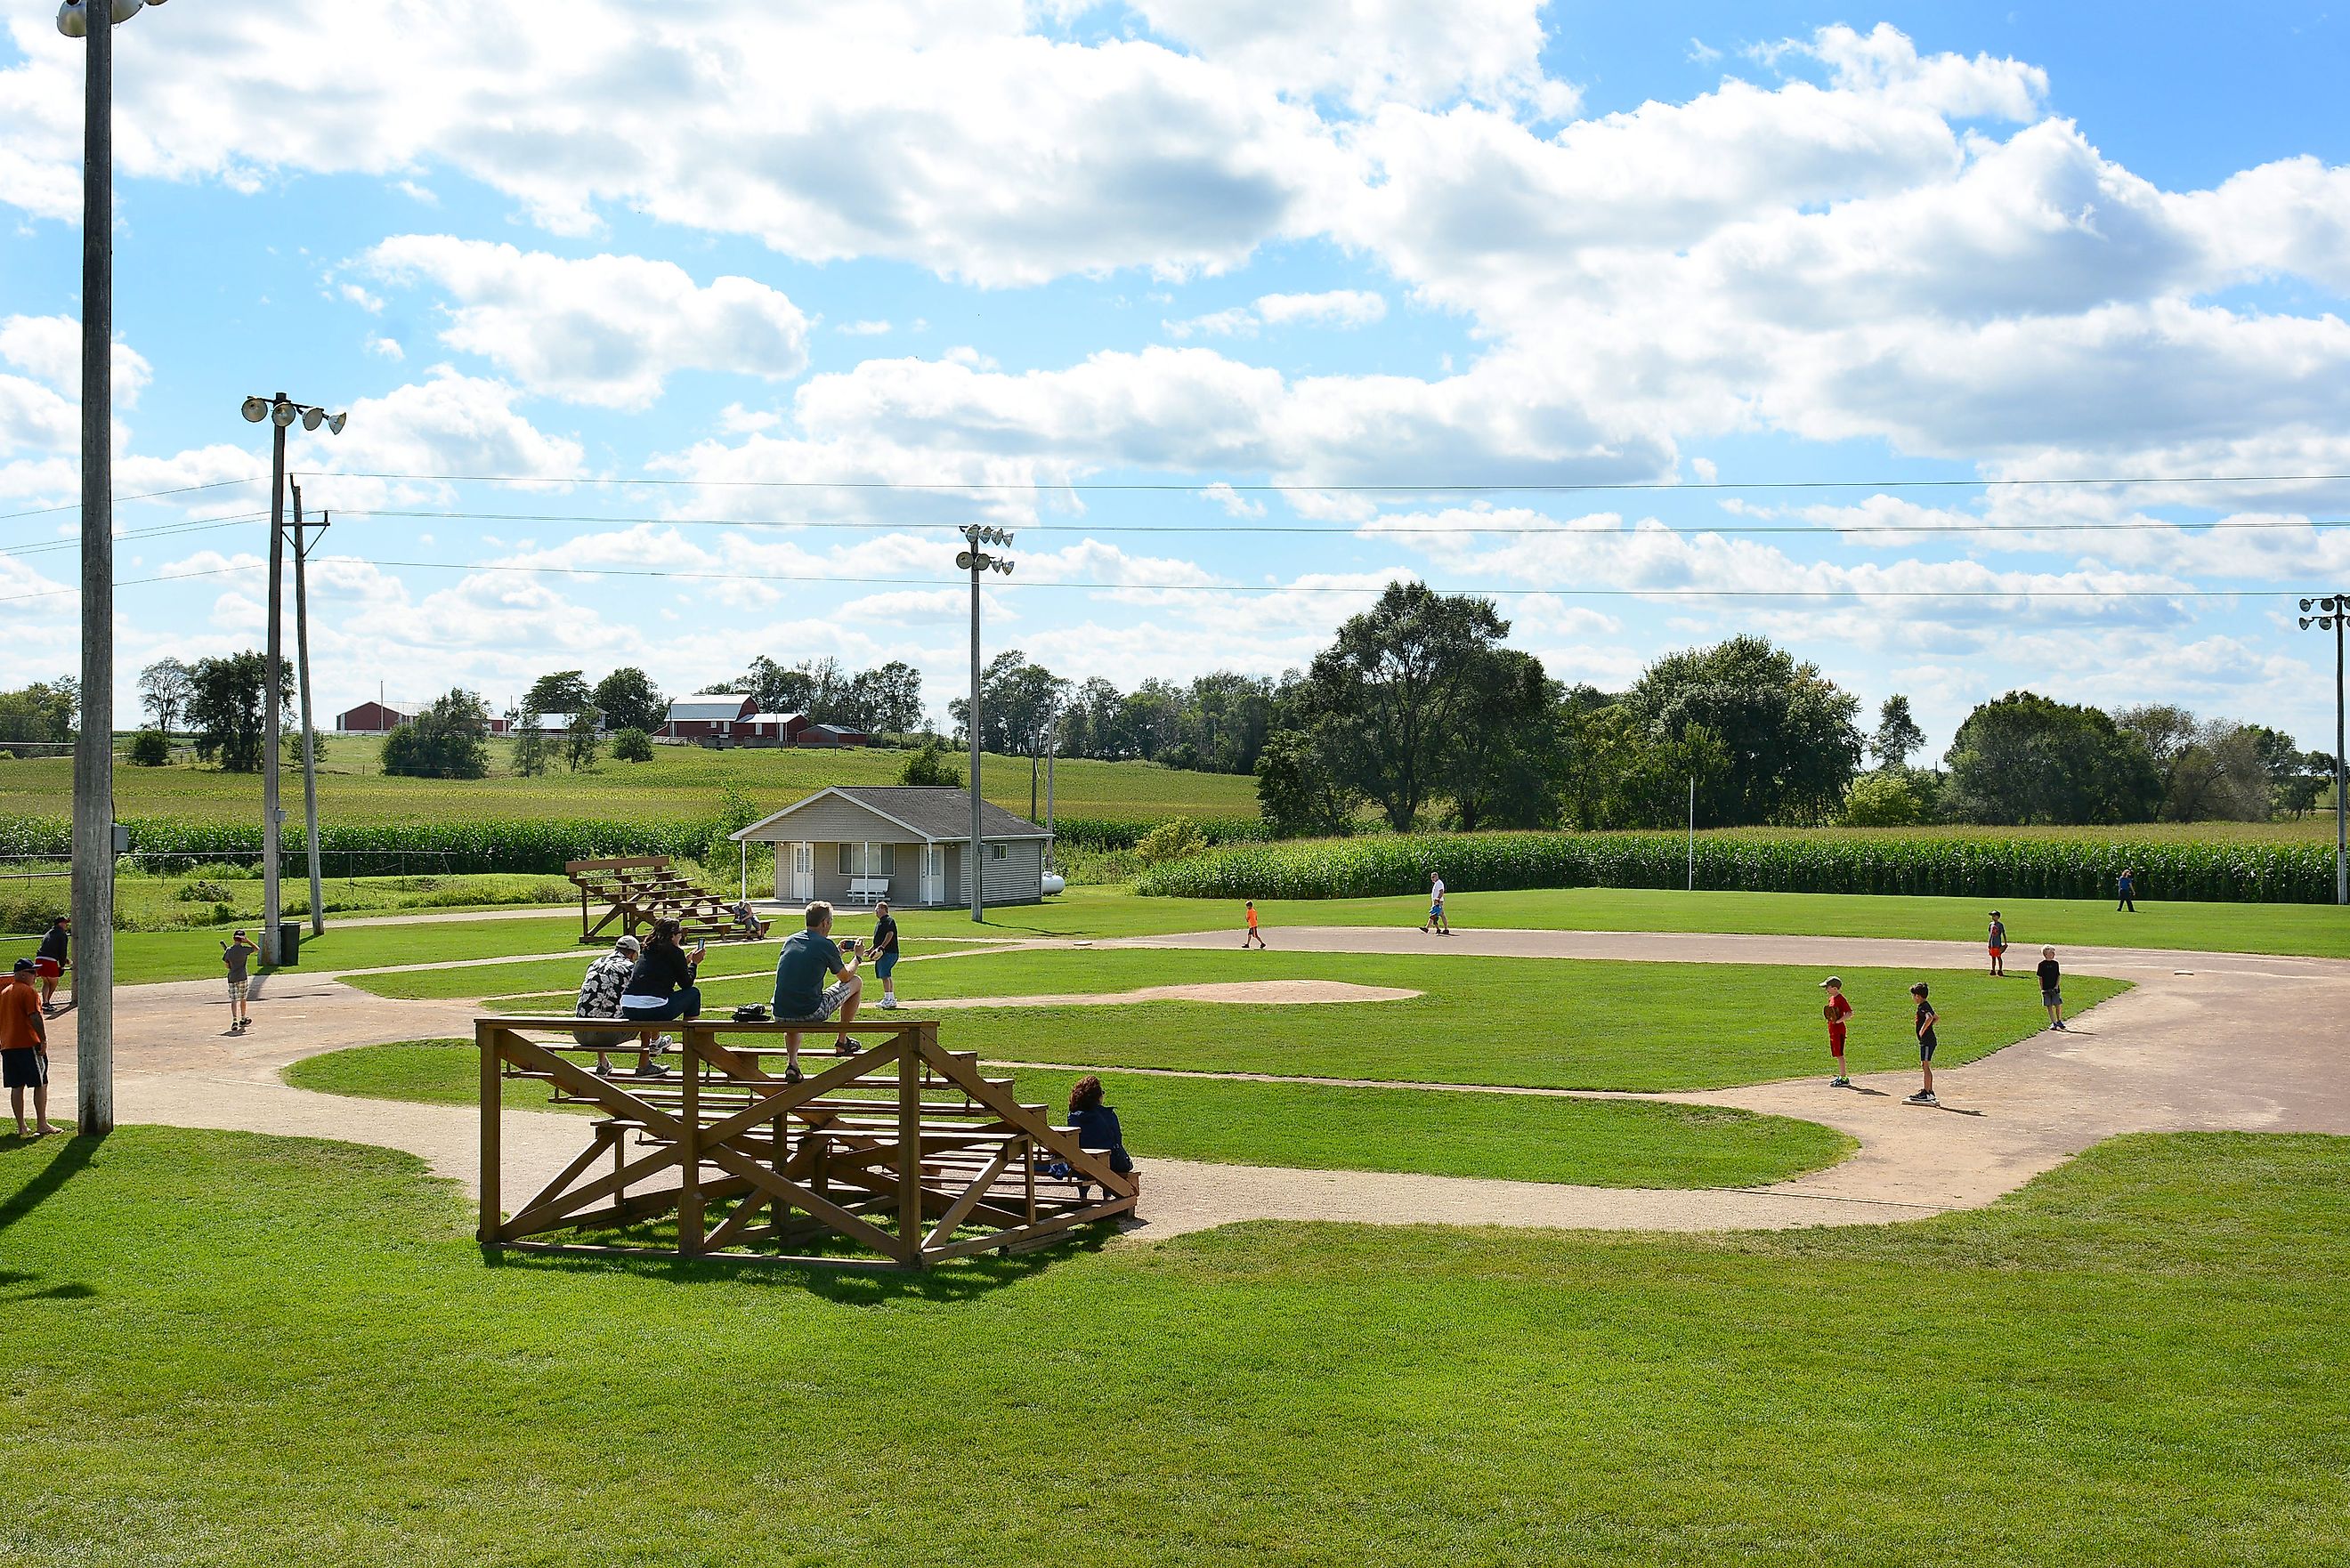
[30,925,2350,1242]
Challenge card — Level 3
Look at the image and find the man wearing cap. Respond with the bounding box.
[575,934,667,1078]
[3,958,56,1137]
[1819,975,1853,1087]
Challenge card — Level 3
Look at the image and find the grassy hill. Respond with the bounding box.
[0,737,1261,825]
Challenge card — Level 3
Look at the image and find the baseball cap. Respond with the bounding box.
[1819,976,1842,988]
[615,934,642,954]
[11,958,32,974]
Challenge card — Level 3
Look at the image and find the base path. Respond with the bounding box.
[29,926,2350,1242]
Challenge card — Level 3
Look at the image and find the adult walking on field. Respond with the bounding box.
[774,901,861,1085]
[2117,867,2138,913]
[3,958,57,1137]
[34,915,68,1014]
[1422,871,1451,935]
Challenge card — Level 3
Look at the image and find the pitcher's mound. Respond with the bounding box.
[924,980,1418,1010]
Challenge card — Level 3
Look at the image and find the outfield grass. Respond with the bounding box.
[2,1127,2343,1564]
[885,883,2350,958]
[462,948,2116,1091]
[0,739,1260,824]
[0,913,588,987]
[287,1039,1856,1189]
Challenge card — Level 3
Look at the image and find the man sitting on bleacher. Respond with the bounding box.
[574,934,668,1079]
[772,900,862,1086]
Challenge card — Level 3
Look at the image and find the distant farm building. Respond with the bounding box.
[662,694,871,748]
[337,699,416,733]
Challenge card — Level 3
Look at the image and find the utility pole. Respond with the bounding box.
[239,393,345,964]
[292,487,328,936]
[1686,773,1696,892]
[66,0,123,1136]
[2299,594,2348,904]
[957,525,1015,922]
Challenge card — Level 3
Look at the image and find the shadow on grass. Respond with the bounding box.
[478,1220,1118,1305]
[0,1128,104,1235]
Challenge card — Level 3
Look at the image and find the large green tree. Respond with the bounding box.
[1620,635,1863,826]
[136,657,193,737]
[186,653,288,773]
[0,680,77,756]
[1296,582,1513,832]
[1942,691,2160,824]
[1253,730,1359,837]
[839,660,924,734]
[590,667,667,733]
[948,651,1069,758]
[1446,651,1567,832]
[383,691,491,780]
[523,670,593,716]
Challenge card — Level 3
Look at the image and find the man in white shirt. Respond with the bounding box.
[1421,871,1450,935]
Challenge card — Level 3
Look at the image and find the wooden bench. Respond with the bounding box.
[566,854,746,944]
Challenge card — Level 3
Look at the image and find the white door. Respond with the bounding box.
[791,842,816,901]
[920,844,944,904]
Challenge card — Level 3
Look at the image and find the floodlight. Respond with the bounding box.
[2306,598,2320,611]
[999,560,1014,576]
[327,412,347,434]
[302,407,323,431]
[56,2,84,37]
[956,550,975,570]
[241,396,270,423]
[271,400,298,427]
[1000,531,1014,547]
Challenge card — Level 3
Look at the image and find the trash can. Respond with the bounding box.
[277,920,301,966]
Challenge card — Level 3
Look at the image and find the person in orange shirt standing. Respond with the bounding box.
[3,958,58,1137]
[1243,901,1267,950]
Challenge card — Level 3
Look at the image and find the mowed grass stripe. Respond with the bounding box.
[2,1128,2344,1564]
[476,948,2119,1092]
[283,1039,1857,1190]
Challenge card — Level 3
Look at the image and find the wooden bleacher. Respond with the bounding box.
[475,1014,1139,1270]
[564,854,741,944]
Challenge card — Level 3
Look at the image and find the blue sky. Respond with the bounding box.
[4,2,2348,756]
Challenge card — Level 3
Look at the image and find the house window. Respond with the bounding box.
[990,844,1007,861]
[837,843,897,876]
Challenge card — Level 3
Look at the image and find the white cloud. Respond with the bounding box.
[1200,481,1266,517]
[358,237,811,409]
[1168,288,1386,337]
[365,335,405,361]
[837,319,894,336]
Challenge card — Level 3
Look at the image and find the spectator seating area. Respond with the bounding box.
[564,855,739,944]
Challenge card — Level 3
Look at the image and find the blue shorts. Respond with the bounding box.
[1429,901,1445,919]
[874,951,897,979]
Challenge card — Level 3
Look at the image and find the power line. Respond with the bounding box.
[0,475,263,521]
[322,468,2350,494]
[0,513,265,559]
[0,550,2298,607]
[328,505,2350,538]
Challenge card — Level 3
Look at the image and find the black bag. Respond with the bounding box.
[730,1003,771,1023]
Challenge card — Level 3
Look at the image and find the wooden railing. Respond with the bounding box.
[476,1014,1138,1270]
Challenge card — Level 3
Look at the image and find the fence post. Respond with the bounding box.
[898,1025,925,1265]
[478,1023,501,1246]
[679,1029,704,1256]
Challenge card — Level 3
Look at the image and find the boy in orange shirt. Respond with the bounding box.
[1819,975,1852,1087]
[3,958,57,1137]
[1242,901,1267,950]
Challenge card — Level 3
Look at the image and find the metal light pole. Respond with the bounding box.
[292,488,329,936]
[238,394,344,963]
[957,526,1015,922]
[2298,594,2348,905]
[59,0,140,1136]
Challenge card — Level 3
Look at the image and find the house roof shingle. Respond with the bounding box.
[732,785,1050,843]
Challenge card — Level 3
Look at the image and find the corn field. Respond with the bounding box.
[1136,830,2343,904]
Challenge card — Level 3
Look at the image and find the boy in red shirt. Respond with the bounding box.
[1819,975,1852,1087]
[3,958,57,1137]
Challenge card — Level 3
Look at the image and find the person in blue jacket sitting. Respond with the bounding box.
[1065,1073,1139,1200]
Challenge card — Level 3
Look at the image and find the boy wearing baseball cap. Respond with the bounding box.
[3,958,56,1137]
[1819,976,1852,1087]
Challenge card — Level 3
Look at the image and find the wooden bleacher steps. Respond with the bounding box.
[565,854,738,944]
[475,1014,1140,1270]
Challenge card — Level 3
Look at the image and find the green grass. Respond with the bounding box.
[2,1126,2345,1564]
[466,947,2115,1091]
[883,882,2350,958]
[287,1039,1856,1189]
[0,738,1260,824]
[0,913,591,987]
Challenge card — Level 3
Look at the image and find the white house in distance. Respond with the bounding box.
[731,786,1052,907]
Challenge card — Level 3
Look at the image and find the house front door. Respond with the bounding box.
[920,844,944,905]
[791,842,815,901]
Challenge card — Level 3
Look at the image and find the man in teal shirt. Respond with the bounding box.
[773,900,862,1083]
